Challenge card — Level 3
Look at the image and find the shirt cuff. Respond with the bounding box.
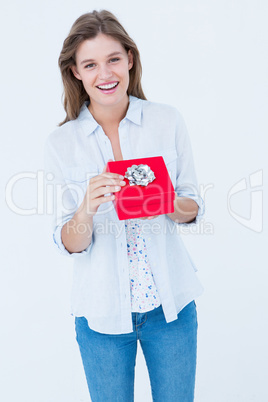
[53,221,93,257]
[176,193,205,226]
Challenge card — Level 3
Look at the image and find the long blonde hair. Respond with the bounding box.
[58,10,147,126]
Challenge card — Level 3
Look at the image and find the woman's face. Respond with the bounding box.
[71,33,133,111]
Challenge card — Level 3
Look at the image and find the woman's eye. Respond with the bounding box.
[85,63,95,69]
[84,58,119,69]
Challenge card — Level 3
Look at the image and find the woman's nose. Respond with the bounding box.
[98,64,113,80]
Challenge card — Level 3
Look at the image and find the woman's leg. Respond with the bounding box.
[75,316,137,402]
[139,301,198,402]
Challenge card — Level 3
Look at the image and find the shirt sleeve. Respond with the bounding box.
[174,110,205,225]
[44,134,93,257]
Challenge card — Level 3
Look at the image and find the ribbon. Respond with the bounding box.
[125,164,156,186]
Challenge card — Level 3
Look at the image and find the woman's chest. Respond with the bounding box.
[109,134,124,161]
[61,125,178,188]
[100,124,124,161]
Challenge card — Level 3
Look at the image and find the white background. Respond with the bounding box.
[1,0,267,401]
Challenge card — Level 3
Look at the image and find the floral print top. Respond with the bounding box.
[124,218,161,312]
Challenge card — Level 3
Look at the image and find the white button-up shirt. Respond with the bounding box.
[44,95,205,335]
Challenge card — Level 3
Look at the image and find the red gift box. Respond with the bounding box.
[107,156,175,220]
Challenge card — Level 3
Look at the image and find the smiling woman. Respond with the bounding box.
[44,9,204,402]
[58,11,146,125]
[70,34,133,116]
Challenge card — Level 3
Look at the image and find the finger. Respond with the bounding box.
[92,183,124,199]
[140,215,159,220]
[95,193,116,204]
[92,171,125,183]
[89,193,116,212]
[92,174,126,188]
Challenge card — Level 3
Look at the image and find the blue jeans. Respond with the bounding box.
[75,300,198,401]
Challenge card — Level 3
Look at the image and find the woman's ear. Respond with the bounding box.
[128,50,134,70]
[70,65,82,80]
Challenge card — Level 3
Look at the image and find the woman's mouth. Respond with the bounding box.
[96,82,119,93]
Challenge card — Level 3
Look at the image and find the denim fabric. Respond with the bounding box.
[75,300,198,401]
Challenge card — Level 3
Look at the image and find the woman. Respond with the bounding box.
[45,9,204,402]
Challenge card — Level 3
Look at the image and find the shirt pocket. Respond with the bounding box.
[63,164,100,183]
[62,165,100,207]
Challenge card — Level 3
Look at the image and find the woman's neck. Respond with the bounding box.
[88,95,129,128]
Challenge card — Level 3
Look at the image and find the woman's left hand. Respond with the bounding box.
[139,215,159,220]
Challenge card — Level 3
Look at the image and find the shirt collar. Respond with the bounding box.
[77,95,143,136]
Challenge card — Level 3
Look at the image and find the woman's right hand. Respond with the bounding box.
[80,159,126,217]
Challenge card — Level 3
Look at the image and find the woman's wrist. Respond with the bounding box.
[167,196,198,224]
[75,198,95,223]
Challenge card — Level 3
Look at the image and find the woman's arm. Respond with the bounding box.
[166,195,198,224]
[61,160,126,254]
[170,109,204,224]
[61,200,94,254]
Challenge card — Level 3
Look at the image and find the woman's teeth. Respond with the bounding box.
[97,82,119,90]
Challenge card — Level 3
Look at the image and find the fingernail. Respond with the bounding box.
[120,181,126,185]
[115,186,121,191]
[119,175,124,179]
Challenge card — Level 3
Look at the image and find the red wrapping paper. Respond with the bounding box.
[107,156,175,220]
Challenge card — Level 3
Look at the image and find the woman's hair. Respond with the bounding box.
[58,9,147,126]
